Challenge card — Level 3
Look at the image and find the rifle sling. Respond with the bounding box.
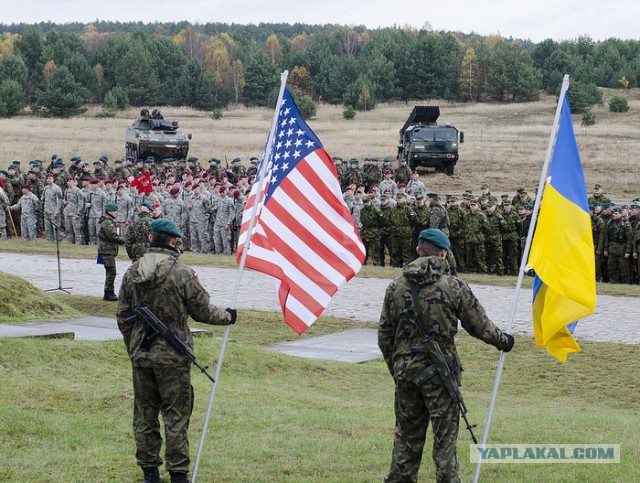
[133,282,158,352]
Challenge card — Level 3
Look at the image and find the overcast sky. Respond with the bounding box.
[3,0,638,43]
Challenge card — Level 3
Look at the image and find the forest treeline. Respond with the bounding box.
[0,21,638,117]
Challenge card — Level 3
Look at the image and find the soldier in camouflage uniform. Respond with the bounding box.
[346,158,364,187]
[446,196,465,271]
[484,199,506,275]
[410,194,430,261]
[86,180,107,244]
[97,203,125,300]
[378,228,514,483]
[163,188,188,237]
[394,159,412,186]
[500,199,520,275]
[464,200,488,273]
[0,180,10,238]
[363,158,383,191]
[63,177,85,244]
[125,202,153,261]
[588,183,611,206]
[212,186,234,255]
[391,193,413,267]
[604,207,633,283]
[359,195,383,265]
[9,185,40,241]
[42,173,63,242]
[116,219,236,483]
[186,184,211,254]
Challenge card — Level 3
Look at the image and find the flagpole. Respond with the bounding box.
[192,70,289,482]
[472,74,570,483]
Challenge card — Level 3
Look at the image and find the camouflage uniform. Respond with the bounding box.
[394,162,412,186]
[97,212,124,294]
[87,188,107,244]
[116,245,233,476]
[63,185,85,244]
[484,206,506,275]
[500,207,520,276]
[10,190,40,241]
[186,191,211,253]
[379,256,511,483]
[379,201,395,267]
[125,211,152,261]
[592,214,607,282]
[391,197,413,267]
[464,209,488,273]
[163,197,188,235]
[0,188,9,238]
[604,215,633,283]
[360,201,383,265]
[409,200,430,261]
[447,203,465,271]
[42,181,63,241]
[213,194,234,255]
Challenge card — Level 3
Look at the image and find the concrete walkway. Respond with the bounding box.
[0,252,638,352]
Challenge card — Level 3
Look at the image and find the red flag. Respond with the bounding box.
[237,88,365,334]
[0,176,4,190]
[131,172,152,194]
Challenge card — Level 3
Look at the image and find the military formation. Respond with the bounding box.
[2,154,638,285]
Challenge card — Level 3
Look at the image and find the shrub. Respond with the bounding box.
[343,105,356,120]
[296,95,317,119]
[210,108,223,120]
[581,109,596,126]
[608,95,629,113]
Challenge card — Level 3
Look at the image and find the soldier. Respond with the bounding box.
[163,187,188,238]
[116,218,236,483]
[98,203,125,301]
[410,193,430,261]
[592,203,607,282]
[500,199,520,275]
[42,173,63,242]
[346,158,364,187]
[363,158,383,191]
[604,207,632,284]
[379,170,398,199]
[186,184,211,254]
[212,185,234,255]
[207,158,222,180]
[359,194,383,265]
[394,158,412,186]
[588,184,611,206]
[0,179,10,238]
[115,184,134,238]
[465,200,488,273]
[9,185,40,241]
[125,202,153,261]
[379,194,395,267]
[446,196,465,271]
[484,199,506,275]
[230,189,245,252]
[378,228,514,483]
[391,192,413,267]
[26,169,45,236]
[246,157,259,178]
[351,189,364,233]
[406,171,426,198]
[63,177,85,244]
[86,179,107,244]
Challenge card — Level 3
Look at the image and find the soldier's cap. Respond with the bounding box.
[427,192,438,199]
[362,194,371,203]
[502,199,512,205]
[126,156,135,161]
[66,176,75,182]
[250,156,259,161]
[13,160,20,165]
[612,207,622,213]
[184,181,192,187]
[525,203,534,210]
[220,171,228,177]
[384,170,392,175]
[188,157,198,162]
[7,165,16,171]
[93,161,102,165]
[588,204,594,210]
[55,159,64,166]
[250,159,258,164]
[81,176,92,182]
[487,199,497,207]
[603,202,614,208]
[90,179,100,185]
[332,156,342,161]
[99,155,108,163]
[350,158,359,164]
[28,169,38,175]
[141,202,153,211]
[233,189,241,199]
[73,159,82,166]
[633,197,640,202]
[415,193,424,201]
[152,218,182,238]
[469,200,478,205]
[396,192,406,199]
[232,157,241,163]
[169,187,180,195]
[71,156,80,162]
[419,228,450,251]
[51,154,58,160]
[447,195,458,201]
[480,183,488,189]
[398,182,406,188]
[0,170,7,176]
[593,202,601,207]
[45,172,54,178]
[21,184,31,190]
[501,194,510,199]
[144,159,154,164]
[105,203,118,212]
[115,159,123,164]
[517,187,525,193]
[594,183,602,189]
[380,194,389,200]
[519,191,528,196]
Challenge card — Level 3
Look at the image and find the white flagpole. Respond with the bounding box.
[192,70,290,482]
[472,74,571,483]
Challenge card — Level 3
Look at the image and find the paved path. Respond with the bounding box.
[0,252,637,345]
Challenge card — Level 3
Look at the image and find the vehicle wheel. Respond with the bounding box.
[446,163,455,176]
[409,159,417,171]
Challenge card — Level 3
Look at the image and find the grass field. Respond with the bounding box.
[0,292,638,482]
[2,88,640,198]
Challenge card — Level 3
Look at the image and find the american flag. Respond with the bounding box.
[237,87,366,334]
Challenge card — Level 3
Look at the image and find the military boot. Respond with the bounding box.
[142,466,160,483]
[169,472,189,483]
[103,291,118,301]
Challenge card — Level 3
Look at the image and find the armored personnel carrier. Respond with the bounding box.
[125,109,191,160]
[398,106,463,176]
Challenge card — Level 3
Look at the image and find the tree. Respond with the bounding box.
[115,41,160,106]
[608,95,629,112]
[581,109,596,126]
[263,33,283,66]
[14,29,44,102]
[0,55,28,88]
[0,80,26,116]
[485,41,541,102]
[459,47,480,101]
[174,60,216,110]
[243,52,278,107]
[34,65,86,117]
[343,75,378,111]
[288,65,315,98]
[567,81,602,113]
[295,95,316,119]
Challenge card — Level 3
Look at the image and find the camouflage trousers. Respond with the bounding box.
[102,255,117,292]
[0,208,6,238]
[391,230,413,267]
[65,214,84,244]
[607,253,630,284]
[595,253,608,282]
[213,225,231,255]
[485,242,504,276]
[20,214,37,241]
[88,216,100,244]
[132,365,194,473]
[465,243,487,273]
[385,377,460,483]
[189,222,208,253]
[502,239,519,276]
[362,231,382,265]
[44,213,62,242]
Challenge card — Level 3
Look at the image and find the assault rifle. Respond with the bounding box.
[124,305,216,383]
[408,283,478,443]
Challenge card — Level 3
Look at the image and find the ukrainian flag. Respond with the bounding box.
[528,93,596,362]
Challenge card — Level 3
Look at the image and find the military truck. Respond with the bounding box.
[125,109,191,160]
[397,106,464,176]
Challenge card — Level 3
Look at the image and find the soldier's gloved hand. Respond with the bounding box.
[497,333,515,352]
[225,307,237,324]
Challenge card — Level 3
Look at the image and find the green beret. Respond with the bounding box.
[418,228,450,250]
[480,183,488,189]
[415,193,424,201]
[232,157,241,163]
[188,157,198,162]
[487,198,497,207]
[427,192,438,199]
[0,170,7,176]
[593,202,601,207]
[151,219,183,238]
[105,203,118,212]
[396,192,406,199]
[28,170,38,175]
[588,204,594,210]
[633,197,640,202]
[603,202,614,208]
[350,158,359,164]
[383,157,391,162]
[99,155,108,162]
[141,202,153,211]
[613,207,622,213]
[525,204,534,210]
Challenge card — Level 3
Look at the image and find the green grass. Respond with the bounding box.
[3,238,640,298]
[0,296,638,482]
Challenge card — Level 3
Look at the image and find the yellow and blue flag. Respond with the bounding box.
[528,93,596,362]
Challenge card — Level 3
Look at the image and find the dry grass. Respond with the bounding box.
[2,88,640,199]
